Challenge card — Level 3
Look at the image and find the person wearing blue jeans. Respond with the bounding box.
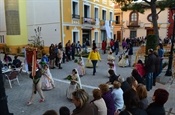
[91,60,97,75]
[88,46,101,76]
[146,73,153,91]
[145,49,157,91]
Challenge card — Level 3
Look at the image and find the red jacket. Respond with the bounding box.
[102,41,107,50]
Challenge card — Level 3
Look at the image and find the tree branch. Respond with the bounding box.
[143,0,151,5]
[140,3,151,8]
[156,9,163,15]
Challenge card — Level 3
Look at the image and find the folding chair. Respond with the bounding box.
[5,70,20,88]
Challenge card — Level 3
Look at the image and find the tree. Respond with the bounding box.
[113,0,175,43]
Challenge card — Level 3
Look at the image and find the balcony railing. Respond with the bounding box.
[100,20,114,27]
[82,17,96,25]
[72,14,80,19]
[127,21,140,28]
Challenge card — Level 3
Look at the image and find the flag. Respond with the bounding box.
[31,49,37,77]
[105,20,111,39]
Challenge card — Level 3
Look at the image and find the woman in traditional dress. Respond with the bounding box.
[66,69,82,100]
[118,52,129,67]
[107,51,117,76]
[41,64,55,90]
[77,56,85,77]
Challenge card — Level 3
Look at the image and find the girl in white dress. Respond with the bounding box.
[41,64,55,90]
[107,51,117,76]
[66,69,82,100]
[77,56,85,77]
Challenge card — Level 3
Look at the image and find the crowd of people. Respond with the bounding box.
[1,38,170,115]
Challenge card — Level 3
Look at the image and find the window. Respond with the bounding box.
[73,31,78,43]
[102,10,106,20]
[5,0,20,35]
[101,30,106,41]
[94,7,98,19]
[115,16,120,24]
[94,32,98,43]
[72,1,78,15]
[130,12,138,22]
[0,35,5,43]
[110,12,112,21]
[84,5,90,18]
[130,31,137,38]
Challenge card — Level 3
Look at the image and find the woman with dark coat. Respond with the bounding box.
[132,69,145,84]
[49,44,55,69]
[119,88,147,115]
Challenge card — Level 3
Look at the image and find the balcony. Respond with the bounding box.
[100,20,105,26]
[72,14,80,19]
[127,21,140,28]
[82,17,96,25]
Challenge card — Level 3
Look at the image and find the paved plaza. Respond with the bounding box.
[1,47,175,115]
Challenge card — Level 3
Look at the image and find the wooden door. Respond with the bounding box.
[117,31,121,41]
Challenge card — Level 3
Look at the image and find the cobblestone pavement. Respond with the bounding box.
[1,47,175,115]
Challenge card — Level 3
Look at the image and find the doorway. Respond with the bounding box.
[82,29,91,46]
[73,31,78,43]
[147,29,154,36]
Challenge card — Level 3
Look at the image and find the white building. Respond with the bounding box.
[26,0,61,46]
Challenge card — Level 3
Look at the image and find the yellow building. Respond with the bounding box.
[0,0,28,53]
[62,0,114,47]
[0,0,114,54]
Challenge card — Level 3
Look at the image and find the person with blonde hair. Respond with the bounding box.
[112,81,124,113]
[72,89,98,115]
[99,84,115,115]
[91,89,107,115]
[136,84,148,109]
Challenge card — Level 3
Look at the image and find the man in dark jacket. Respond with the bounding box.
[125,42,133,67]
[114,39,119,56]
[145,49,157,91]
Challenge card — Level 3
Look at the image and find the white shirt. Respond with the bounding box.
[93,98,107,115]
[111,88,124,110]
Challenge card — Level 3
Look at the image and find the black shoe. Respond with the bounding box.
[59,67,62,69]
[93,73,95,75]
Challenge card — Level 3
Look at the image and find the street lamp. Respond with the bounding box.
[165,7,175,76]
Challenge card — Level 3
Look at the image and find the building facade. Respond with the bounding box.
[62,0,114,47]
[0,0,28,53]
[113,4,123,42]
[0,0,114,53]
[26,0,61,47]
[122,8,170,40]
